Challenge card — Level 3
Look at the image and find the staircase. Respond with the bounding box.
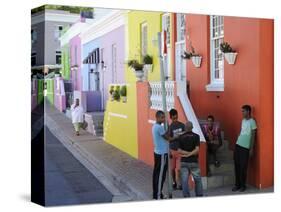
[84,112,104,137]
[206,139,235,189]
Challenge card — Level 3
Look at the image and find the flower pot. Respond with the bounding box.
[134,69,144,81]
[121,96,127,103]
[224,52,238,64]
[191,56,202,68]
[143,64,153,73]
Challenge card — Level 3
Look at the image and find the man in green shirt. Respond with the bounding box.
[232,105,257,192]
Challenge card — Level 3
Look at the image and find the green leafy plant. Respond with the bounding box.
[109,85,114,95]
[112,90,120,101]
[143,54,153,64]
[220,42,235,53]
[120,85,127,97]
[181,45,200,59]
[127,59,144,71]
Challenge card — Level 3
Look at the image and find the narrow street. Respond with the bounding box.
[45,127,113,206]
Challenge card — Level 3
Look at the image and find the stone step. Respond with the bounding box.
[207,173,234,189]
[209,162,234,175]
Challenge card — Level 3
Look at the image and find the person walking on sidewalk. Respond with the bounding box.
[152,110,178,200]
[168,109,185,190]
[232,105,257,192]
[71,98,84,136]
[178,121,203,197]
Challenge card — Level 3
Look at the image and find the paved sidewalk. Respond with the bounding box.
[45,104,273,202]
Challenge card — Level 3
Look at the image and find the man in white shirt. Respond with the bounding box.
[71,98,84,136]
[232,104,257,192]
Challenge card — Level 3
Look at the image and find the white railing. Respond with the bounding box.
[149,81,175,111]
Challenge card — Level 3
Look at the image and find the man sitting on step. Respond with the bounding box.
[202,115,223,176]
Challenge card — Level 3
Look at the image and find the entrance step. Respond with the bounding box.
[207,140,235,189]
[84,112,104,137]
[207,173,234,189]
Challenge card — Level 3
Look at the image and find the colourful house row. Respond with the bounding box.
[58,9,273,189]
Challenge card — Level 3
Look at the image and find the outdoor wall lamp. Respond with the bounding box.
[101,61,107,70]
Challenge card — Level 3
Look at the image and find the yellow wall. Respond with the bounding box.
[126,11,162,82]
[103,83,138,158]
[103,11,172,159]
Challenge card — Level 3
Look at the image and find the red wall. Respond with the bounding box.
[185,15,273,188]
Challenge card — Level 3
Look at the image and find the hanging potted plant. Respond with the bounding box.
[109,85,114,101]
[120,85,127,103]
[127,59,144,81]
[181,41,202,68]
[143,54,153,73]
[220,42,238,64]
[113,86,121,101]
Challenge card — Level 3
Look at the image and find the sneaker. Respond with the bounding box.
[176,185,182,190]
[172,182,177,190]
[214,160,221,167]
[232,186,240,192]
[160,193,168,199]
[239,187,246,192]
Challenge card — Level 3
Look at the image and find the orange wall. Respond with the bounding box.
[185,14,273,188]
[137,82,207,176]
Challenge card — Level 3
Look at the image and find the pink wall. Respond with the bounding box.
[70,35,82,91]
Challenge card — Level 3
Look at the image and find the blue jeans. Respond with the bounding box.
[181,162,203,197]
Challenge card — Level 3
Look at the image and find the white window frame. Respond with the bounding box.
[162,13,171,79]
[206,15,224,92]
[141,22,148,57]
[175,13,186,82]
[176,13,186,42]
[162,13,171,46]
[55,25,64,40]
[55,50,62,65]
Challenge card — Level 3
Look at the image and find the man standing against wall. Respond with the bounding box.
[232,105,257,192]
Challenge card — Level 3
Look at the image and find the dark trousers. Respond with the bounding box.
[153,153,168,199]
[234,144,250,188]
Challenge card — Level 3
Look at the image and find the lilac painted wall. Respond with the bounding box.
[70,35,82,91]
[100,25,125,107]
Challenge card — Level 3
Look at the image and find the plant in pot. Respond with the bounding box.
[143,54,153,71]
[109,85,115,101]
[127,59,144,81]
[220,41,238,64]
[181,45,202,68]
[112,86,121,101]
[120,85,127,103]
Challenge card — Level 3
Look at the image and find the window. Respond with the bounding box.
[31,52,37,66]
[176,13,186,42]
[31,29,37,43]
[207,15,224,91]
[56,51,62,65]
[162,13,171,45]
[141,22,148,56]
[55,25,63,39]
